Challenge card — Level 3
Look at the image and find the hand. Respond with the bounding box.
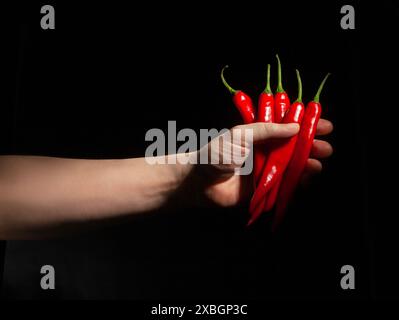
[192,119,333,207]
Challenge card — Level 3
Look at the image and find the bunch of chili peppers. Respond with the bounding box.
[221,55,330,229]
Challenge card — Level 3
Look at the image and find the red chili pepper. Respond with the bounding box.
[221,65,255,124]
[248,70,305,226]
[257,64,274,123]
[254,64,274,186]
[274,55,290,123]
[263,69,304,212]
[253,58,286,212]
[272,73,330,230]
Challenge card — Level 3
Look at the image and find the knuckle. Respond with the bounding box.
[231,125,241,131]
[262,123,274,137]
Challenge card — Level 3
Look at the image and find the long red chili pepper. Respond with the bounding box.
[254,64,274,186]
[221,66,255,124]
[263,69,304,212]
[257,64,274,123]
[259,55,291,212]
[272,73,331,230]
[274,55,290,123]
[248,73,305,226]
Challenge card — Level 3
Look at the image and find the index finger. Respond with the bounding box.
[316,119,333,136]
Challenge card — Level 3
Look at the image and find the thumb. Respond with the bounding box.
[233,122,300,144]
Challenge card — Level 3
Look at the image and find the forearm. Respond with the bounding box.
[0,155,193,239]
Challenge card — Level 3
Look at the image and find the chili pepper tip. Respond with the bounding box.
[247,215,257,226]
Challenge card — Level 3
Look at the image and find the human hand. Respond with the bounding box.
[192,119,333,207]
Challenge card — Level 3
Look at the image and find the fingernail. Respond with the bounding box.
[286,123,300,132]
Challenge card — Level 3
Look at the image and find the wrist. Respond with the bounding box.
[165,152,198,208]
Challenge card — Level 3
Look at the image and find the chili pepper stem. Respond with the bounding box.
[276,54,284,93]
[295,69,302,103]
[313,73,331,103]
[263,64,272,94]
[221,65,238,95]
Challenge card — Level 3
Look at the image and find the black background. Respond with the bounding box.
[0,0,397,301]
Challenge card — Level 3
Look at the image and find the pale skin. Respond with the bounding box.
[0,120,333,239]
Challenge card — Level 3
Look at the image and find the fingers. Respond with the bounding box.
[316,119,333,136]
[310,139,333,159]
[300,158,322,186]
[305,158,323,173]
[233,118,332,145]
[232,118,332,145]
[233,122,299,144]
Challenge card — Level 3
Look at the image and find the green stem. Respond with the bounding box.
[295,69,302,103]
[313,73,331,103]
[276,54,284,93]
[221,65,237,95]
[263,64,272,94]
